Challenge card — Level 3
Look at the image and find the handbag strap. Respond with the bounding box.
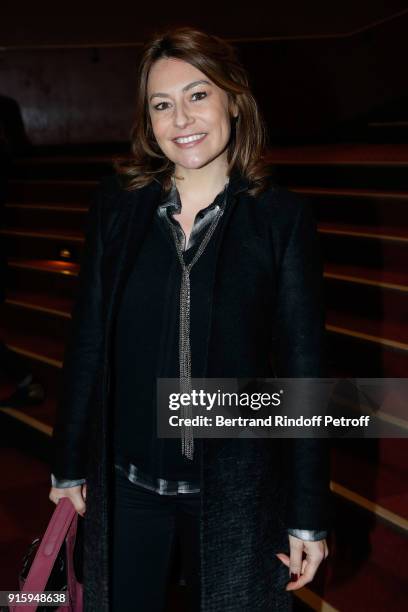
[65,507,83,606]
[11,498,78,612]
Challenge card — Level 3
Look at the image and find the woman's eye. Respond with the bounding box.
[191,91,207,101]
[152,92,206,110]
[153,101,170,111]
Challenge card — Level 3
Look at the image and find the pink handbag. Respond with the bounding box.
[10,498,83,612]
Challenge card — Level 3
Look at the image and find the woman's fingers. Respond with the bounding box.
[285,539,327,591]
[48,486,86,517]
[275,552,290,567]
[285,553,322,590]
[287,536,303,583]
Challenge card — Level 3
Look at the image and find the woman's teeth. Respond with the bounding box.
[174,133,206,144]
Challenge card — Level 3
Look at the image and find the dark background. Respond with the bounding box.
[1,0,407,145]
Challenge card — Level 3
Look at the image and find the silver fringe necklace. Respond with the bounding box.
[164,176,229,459]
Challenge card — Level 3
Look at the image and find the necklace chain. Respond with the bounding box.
[164,187,227,459]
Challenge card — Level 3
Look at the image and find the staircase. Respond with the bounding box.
[268,141,408,611]
[0,140,407,611]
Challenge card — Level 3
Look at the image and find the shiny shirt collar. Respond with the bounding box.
[157,175,231,252]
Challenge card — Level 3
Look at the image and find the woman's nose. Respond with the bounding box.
[173,102,193,129]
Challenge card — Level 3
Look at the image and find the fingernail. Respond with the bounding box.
[290,573,298,582]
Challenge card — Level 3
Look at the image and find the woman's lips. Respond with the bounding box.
[172,133,207,149]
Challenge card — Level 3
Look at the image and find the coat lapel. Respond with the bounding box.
[101,179,163,359]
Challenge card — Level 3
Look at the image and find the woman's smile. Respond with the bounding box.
[172,132,208,148]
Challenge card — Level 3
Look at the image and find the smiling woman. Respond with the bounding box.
[49,25,331,612]
[147,60,236,174]
[114,27,270,197]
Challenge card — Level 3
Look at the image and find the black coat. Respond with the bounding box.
[51,171,332,611]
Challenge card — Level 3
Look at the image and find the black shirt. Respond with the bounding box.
[112,178,229,485]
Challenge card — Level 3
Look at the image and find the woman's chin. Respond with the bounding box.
[173,153,224,172]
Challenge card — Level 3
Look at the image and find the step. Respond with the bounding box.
[11,142,129,157]
[320,223,408,277]
[326,310,408,378]
[4,202,87,211]
[7,179,98,203]
[4,289,73,317]
[327,311,408,350]
[274,164,408,189]
[292,187,408,228]
[0,298,70,347]
[0,365,59,433]
[3,203,87,232]
[327,376,407,427]
[331,440,408,521]
[6,259,79,299]
[0,324,63,366]
[267,143,408,189]
[367,121,408,144]
[320,231,407,274]
[0,395,58,435]
[326,327,408,377]
[324,278,408,329]
[319,223,408,243]
[0,228,83,260]
[0,357,61,432]
[7,258,79,275]
[324,264,408,293]
[336,437,407,477]
[294,187,408,201]
[10,156,114,180]
[268,143,408,165]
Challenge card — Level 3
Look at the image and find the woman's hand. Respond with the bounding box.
[276,535,329,590]
[49,484,87,517]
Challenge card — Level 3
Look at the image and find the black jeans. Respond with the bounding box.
[111,468,201,612]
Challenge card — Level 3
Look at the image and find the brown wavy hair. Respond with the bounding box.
[114,26,272,196]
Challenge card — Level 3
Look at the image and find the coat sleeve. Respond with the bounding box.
[50,182,106,481]
[273,190,332,531]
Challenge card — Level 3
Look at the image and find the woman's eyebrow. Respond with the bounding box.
[149,79,212,101]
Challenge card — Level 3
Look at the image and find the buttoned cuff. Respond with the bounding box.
[287,528,328,541]
[51,473,86,488]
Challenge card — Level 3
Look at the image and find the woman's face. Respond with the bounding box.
[147,57,237,171]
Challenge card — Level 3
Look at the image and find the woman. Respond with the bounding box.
[49,27,331,611]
